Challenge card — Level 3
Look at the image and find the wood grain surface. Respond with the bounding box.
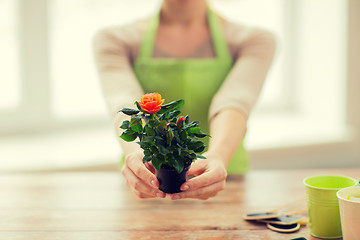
[0,169,359,240]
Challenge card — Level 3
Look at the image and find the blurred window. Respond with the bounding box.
[49,0,160,119]
[240,0,348,149]
[212,0,286,110]
[0,0,20,109]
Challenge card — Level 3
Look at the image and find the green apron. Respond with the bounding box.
[131,9,248,174]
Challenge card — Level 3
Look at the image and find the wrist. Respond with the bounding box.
[203,151,227,167]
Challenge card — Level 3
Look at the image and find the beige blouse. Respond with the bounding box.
[93,17,277,127]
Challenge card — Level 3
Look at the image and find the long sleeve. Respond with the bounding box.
[209,25,277,121]
[92,26,144,127]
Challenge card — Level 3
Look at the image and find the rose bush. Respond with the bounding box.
[119,93,209,173]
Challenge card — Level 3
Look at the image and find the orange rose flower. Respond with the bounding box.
[139,93,165,114]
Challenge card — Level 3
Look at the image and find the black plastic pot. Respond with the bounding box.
[155,165,190,194]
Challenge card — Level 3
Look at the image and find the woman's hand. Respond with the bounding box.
[170,152,227,200]
[121,150,166,199]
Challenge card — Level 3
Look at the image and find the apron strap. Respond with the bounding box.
[137,7,231,61]
[138,9,159,60]
[207,8,231,60]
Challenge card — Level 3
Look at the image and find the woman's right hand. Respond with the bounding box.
[121,150,166,199]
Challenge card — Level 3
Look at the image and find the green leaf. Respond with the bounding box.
[196,154,207,159]
[159,112,169,120]
[119,120,130,129]
[179,130,187,142]
[189,153,197,159]
[121,108,140,116]
[129,116,141,127]
[138,141,151,149]
[120,130,137,142]
[194,145,205,153]
[177,143,186,150]
[135,101,143,112]
[185,115,189,124]
[158,144,169,155]
[179,149,189,158]
[159,120,167,130]
[142,135,155,143]
[195,131,208,138]
[188,127,201,134]
[184,121,199,130]
[145,126,155,136]
[174,134,181,144]
[188,141,204,150]
[131,123,142,133]
[142,155,152,163]
[151,156,161,171]
[143,149,151,155]
[129,116,142,133]
[150,146,159,154]
[168,110,181,119]
[173,159,184,174]
[154,136,163,141]
[158,99,185,114]
[166,154,175,166]
[188,121,200,128]
[148,119,159,128]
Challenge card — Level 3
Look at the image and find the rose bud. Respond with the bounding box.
[177,117,185,128]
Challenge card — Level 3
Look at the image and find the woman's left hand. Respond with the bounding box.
[170,152,227,200]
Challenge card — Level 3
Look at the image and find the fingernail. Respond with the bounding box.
[151,180,158,187]
[172,195,180,200]
[181,184,189,191]
[156,192,165,198]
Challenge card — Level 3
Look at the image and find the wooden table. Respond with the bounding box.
[0,169,359,240]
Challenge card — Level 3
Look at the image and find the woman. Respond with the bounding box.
[93,0,276,200]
